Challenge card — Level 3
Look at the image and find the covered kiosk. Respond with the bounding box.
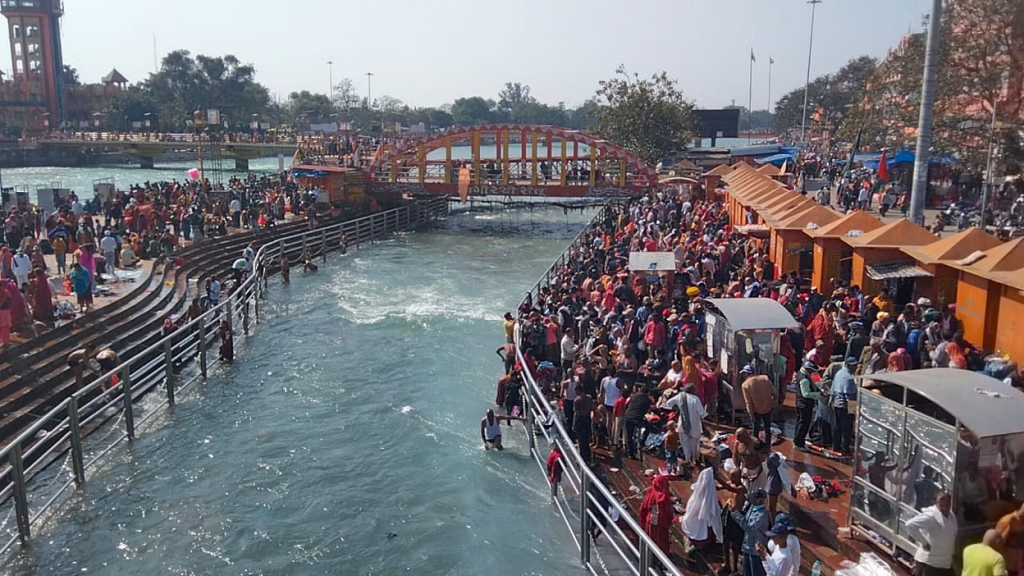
[701,298,800,424]
[850,369,1024,564]
[628,251,677,297]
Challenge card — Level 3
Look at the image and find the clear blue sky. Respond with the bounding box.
[26,0,934,110]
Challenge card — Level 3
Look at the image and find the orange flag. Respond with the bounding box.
[457,167,471,203]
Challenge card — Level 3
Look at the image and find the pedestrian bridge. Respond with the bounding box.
[369,124,655,198]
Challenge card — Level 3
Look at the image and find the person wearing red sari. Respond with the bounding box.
[804,305,835,360]
[640,475,674,553]
[29,268,53,324]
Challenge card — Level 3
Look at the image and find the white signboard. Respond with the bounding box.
[309,122,338,133]
[628,251,676,272]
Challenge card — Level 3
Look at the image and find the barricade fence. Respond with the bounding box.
[514,201,685,576]
[0,196,449,555]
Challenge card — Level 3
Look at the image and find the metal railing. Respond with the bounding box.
[0,196,450,555]
[513,202,684,576]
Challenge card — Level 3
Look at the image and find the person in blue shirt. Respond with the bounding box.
[730,487,770,576]
[831,357,859,455]
[906,320,924,369]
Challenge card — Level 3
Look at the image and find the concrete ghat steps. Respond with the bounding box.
[0,220,312,447]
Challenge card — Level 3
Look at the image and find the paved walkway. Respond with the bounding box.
[803,178,951,236]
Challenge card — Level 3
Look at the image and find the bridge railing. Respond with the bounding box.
[514,202,684,576]
[0,196,450,557]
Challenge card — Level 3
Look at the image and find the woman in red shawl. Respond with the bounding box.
[29,268,53,324]
[639,475,674,553]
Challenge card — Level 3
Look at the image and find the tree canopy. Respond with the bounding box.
[141,50,271,131]
[772,0,1024,171]
[773,55,878,138]
[590,66,696,164]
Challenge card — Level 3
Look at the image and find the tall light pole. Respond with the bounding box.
[748,49,755,144]
[768,56,774,124]
[327,60,334,103]
[909,0,943,226]
[981,72,1009,228]
[366,72,374,108]
[800,0,822,142]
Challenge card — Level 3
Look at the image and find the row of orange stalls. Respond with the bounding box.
[708,162,1024,362]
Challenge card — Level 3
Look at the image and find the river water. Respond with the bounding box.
[1,135,759,203]
[2,208,596,575]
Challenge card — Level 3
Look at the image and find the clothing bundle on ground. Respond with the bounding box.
[835,552,897,576]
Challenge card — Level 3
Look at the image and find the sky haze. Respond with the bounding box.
[19,0,936,110]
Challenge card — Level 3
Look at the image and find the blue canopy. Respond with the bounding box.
[754,153,795,166]
[860,149,960,170]
[291,169,330,178]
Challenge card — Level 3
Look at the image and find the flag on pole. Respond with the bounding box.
[877,149,890,183]
[841,127,864,182]
[750,49,756,63]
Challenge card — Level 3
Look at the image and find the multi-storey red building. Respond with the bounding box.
[1,0,64,129]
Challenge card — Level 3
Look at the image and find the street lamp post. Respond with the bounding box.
[327,60,334,103]
[366,72,374,108]
[908,0,944,226]
[981,73,1009,228]
[800,0,822,142]
[981,104,998,228]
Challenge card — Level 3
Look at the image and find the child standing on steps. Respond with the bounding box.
[664,427,680,475]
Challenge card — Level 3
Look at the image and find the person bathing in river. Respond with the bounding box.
[280,254,290,284]
[303,258,318,273]
[219,319,234,363]
[67,344,97,390]
[481,408,523,451]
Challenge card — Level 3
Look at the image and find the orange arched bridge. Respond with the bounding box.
[368,124,656,198]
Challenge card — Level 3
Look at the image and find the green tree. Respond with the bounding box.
[450,97,497,125]
[590,66,696,164]
[332,78,360,111]
[773,56,877,137]
[62,64,80,86]
[285,90,334,126]
[566,99,598,130]
[425,108,454,129]
[146,50,271,130]
[105,87,159,130]
[496,82,537,122]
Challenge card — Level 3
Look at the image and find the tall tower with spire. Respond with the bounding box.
[1,0,65,126]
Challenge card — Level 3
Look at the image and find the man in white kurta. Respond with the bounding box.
[665,385,706,463]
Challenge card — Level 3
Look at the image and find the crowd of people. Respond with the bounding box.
[0,171,326,348]
[498,179,1021,575]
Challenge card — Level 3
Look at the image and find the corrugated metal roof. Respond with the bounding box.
[865,369,1024,438]
[865,260,933,280]
[703,298,800,331]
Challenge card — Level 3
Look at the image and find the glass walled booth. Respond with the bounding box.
[702,298,799,425]
[849,369,1024,566]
